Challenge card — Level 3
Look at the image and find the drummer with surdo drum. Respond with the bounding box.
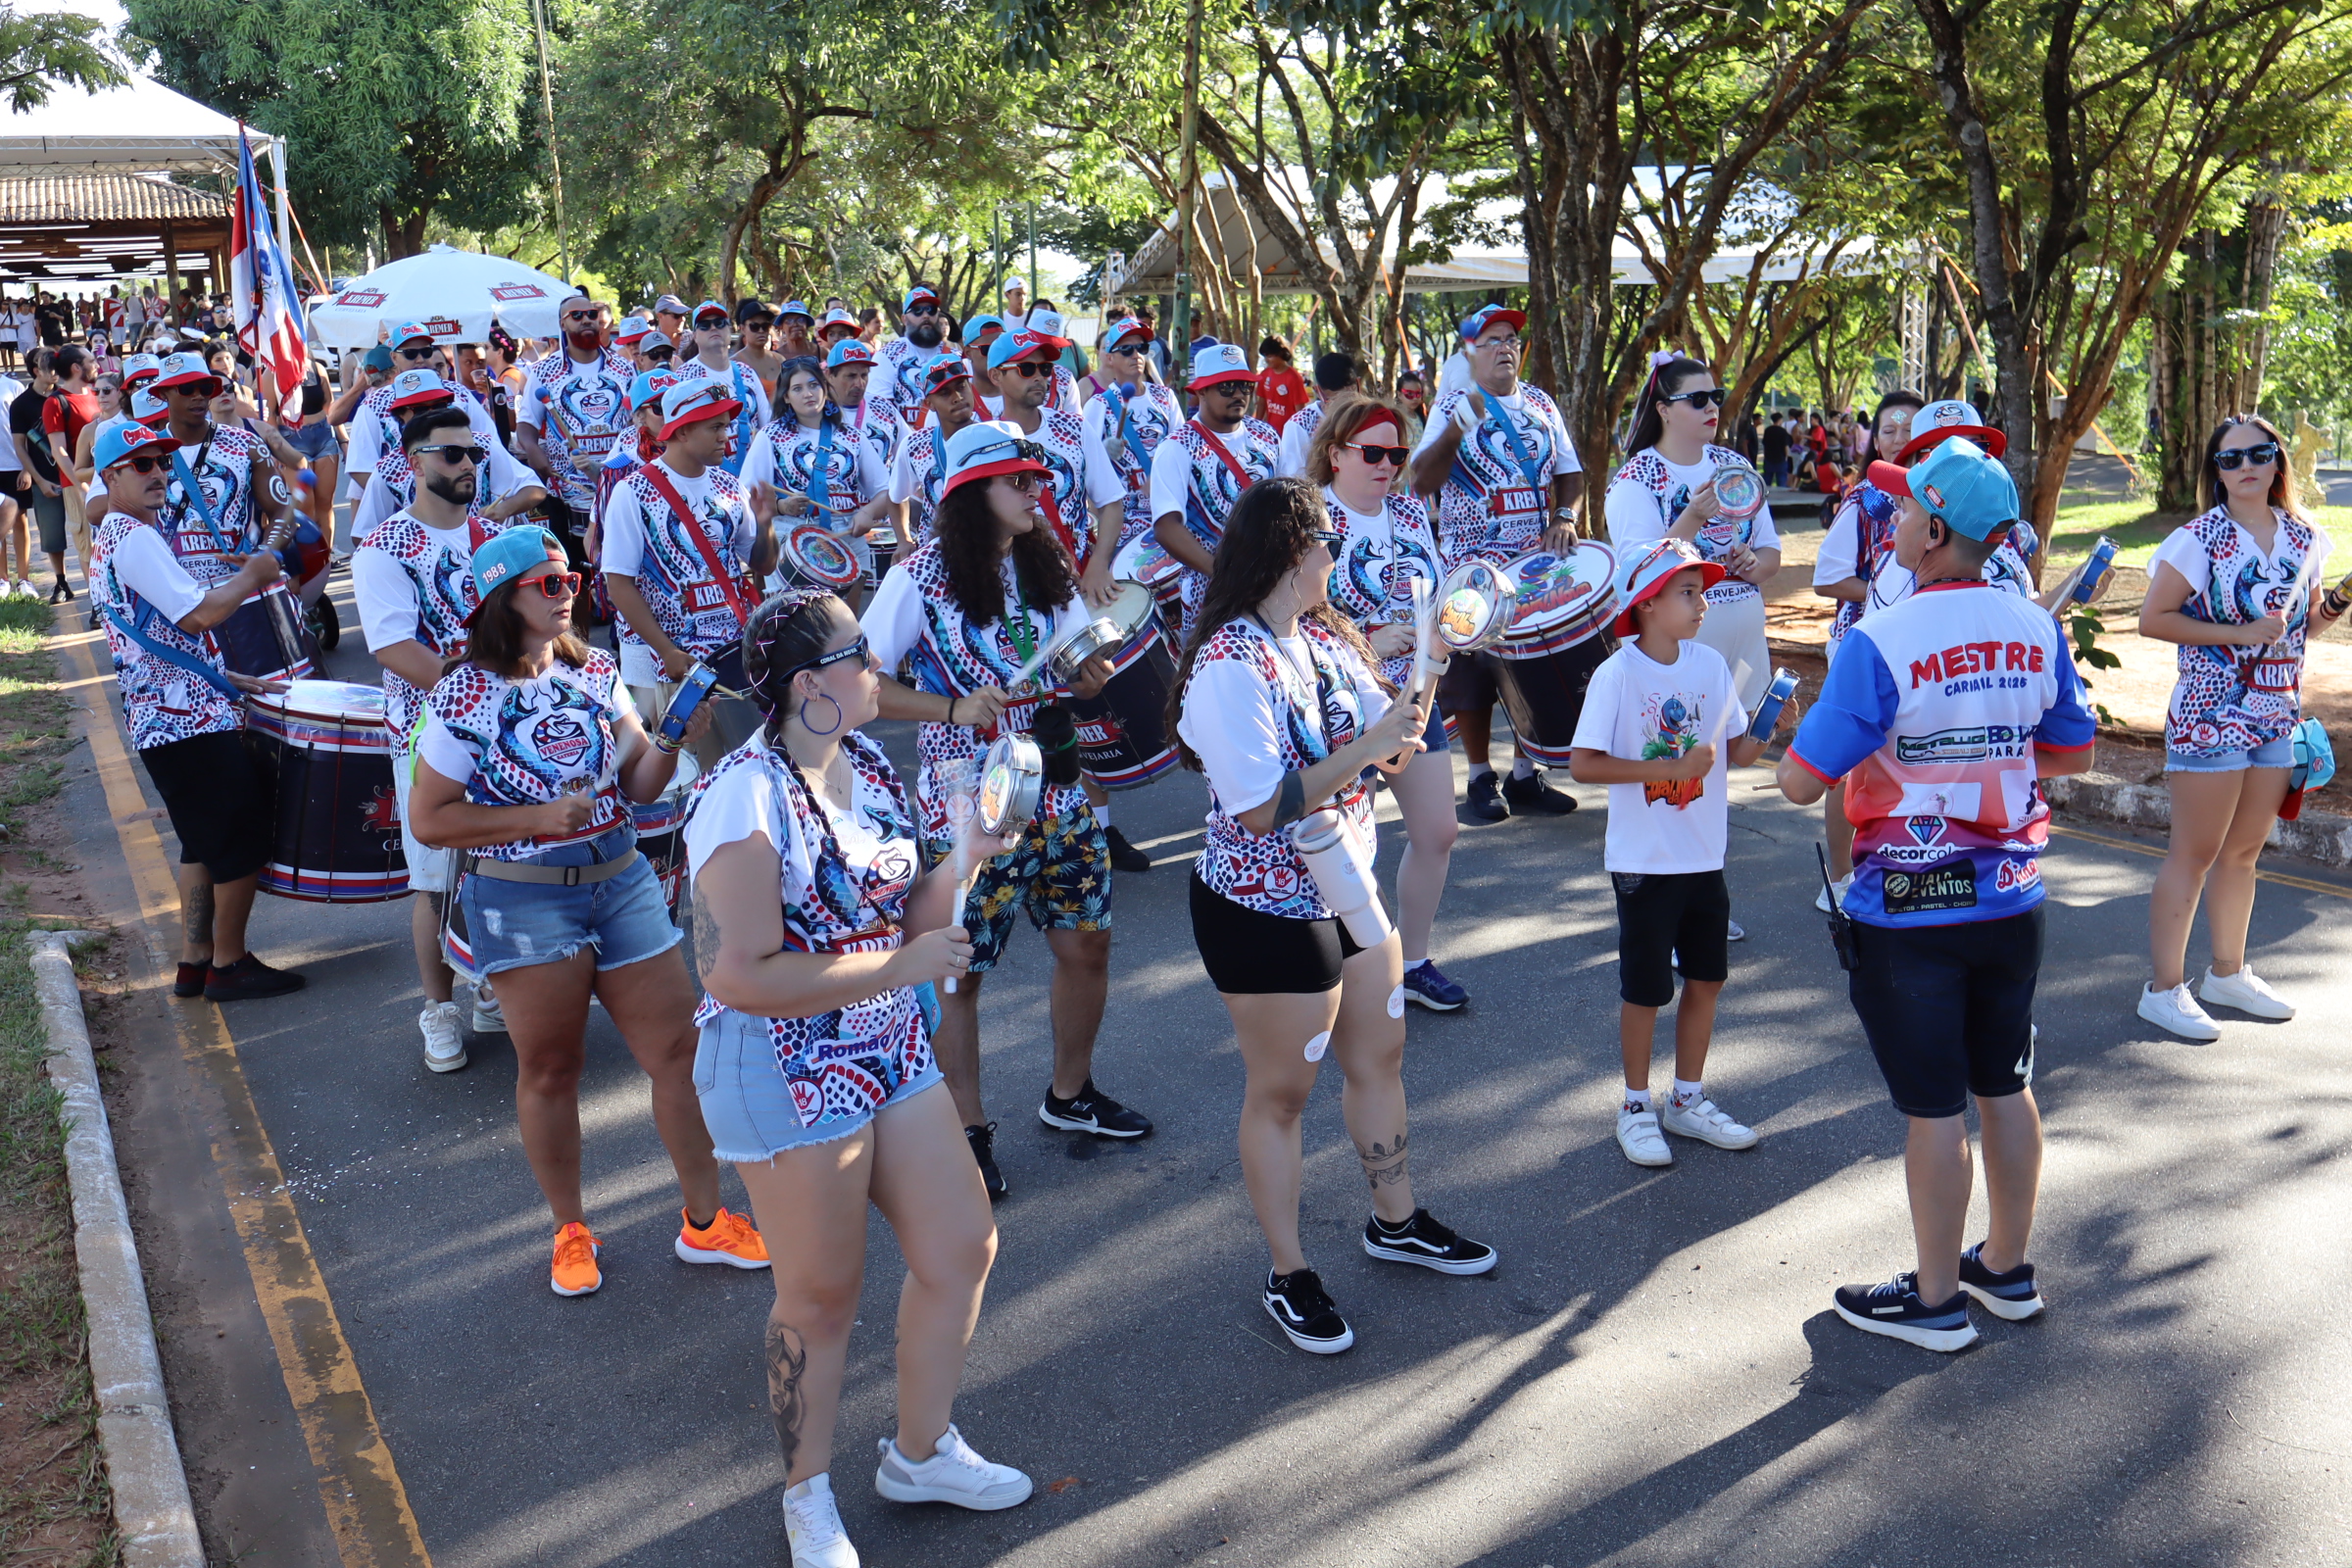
[87,422,307,1003]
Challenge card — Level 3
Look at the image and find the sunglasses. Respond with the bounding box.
[560,313,603,325]
[1310,528,1345,549]
[1662,387,1726,410]
[414,443,482,465]
[644,346,675,364]
[1004,470,1045,493]
[1108,339,1148,355]
[905,304,940,318]
[695,316,730,329]
[784,634,869,678]
[2214,441,2281,470]
[1346,440,1409,466]
[527,570,584,600]
[395,345,436,361]
[112,452,170,475]
[1006,361,1053,379]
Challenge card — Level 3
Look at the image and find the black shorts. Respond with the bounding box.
[1847,908,2042,1119]
[1611,868,1730,1006]
[29,486,63,555]
[1437,649,1501,715]
[1190,871,1362,995]
[138,729,272,883]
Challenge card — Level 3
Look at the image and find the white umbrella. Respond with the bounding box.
[307,243,575,351]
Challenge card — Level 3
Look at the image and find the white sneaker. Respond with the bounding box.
[1615,1106,1673,1167]
[2198,966,2295,1021]
[2137,982,2221,1042]
[12,579,32,600]
[1661,1094,1758,1151]
[1726,918,1746,942]
[873,1424,1032,1510]
[471,984,507,1034]
[782,1473,858,1568]
[418,1001,466,1072]
[1815,872,1854,913]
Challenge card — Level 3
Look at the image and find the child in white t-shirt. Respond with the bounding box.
[1570,538,1795,1167]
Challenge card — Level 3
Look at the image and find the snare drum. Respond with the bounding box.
[245,679,408,902]
[776,523,863,592]
[218,582,320,683]
[1490,541,1622,767]
[1063,581,1180,790]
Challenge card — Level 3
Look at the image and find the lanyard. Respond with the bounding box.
[1002,567,1039,666]
[813,418,838,520]
[1104,385,1151,475]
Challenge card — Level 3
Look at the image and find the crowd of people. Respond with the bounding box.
[60,276,2346,1567]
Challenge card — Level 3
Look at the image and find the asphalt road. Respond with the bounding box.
[74,573,2352,1567]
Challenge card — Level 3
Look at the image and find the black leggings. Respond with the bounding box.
[1190,872,1363,995]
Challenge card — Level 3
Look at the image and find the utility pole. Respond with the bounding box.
[1172,0,1202,384]
[1028,204,1038,307]
[992,207,1004,315]
[529,0,571,284]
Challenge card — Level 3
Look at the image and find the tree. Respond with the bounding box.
[0,5,129,113]
[126,0,537,257]
[2148,195,2289,508]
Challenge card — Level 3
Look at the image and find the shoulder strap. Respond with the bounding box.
[1189,418,1253,488]
[639,465,753,629]
[1475,388,1547,498]
[99,598,241,700]
[170,446,228,550]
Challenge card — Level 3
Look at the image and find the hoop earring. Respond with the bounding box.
[798,693,844,736]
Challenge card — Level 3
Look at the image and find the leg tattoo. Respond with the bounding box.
[183,880,215,947]
[765,1319,808,1474]
[1356,1131,1410,1191]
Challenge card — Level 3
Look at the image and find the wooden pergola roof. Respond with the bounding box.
[0,174,227,284]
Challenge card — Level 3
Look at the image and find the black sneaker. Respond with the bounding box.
[1957,1243,2044,1321]
[964,1122,1006,1201]
[202,954,306,1002]
[1263,1267,1354,1354]
[1103,824,1152,873]
[1039,1078,1153,1138]
[1832,1271,1979,1352]
[1362,1208,1498,1275]
[172,960,206,998]
[1465,770,1508,822]
[1501,768,1577,814]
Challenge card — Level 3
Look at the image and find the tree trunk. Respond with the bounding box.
[2150,200,2288,511]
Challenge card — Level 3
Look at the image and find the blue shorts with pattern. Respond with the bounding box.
[927,803,1113,972]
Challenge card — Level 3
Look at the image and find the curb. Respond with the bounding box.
[2044,772,2352,868]
[29,929,205,1568]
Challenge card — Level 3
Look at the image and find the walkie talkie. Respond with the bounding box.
[1818,844,1860,972]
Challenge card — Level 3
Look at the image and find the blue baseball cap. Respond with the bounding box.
[93,421,181,473]
[626,368,680,413]
[389,320,434,349]
[824,338,875,369]
[1868,436,2020,542]
[777,299,812,322]
[1461,303,1526,341]
[988,327,1067,371]
[902,284,939,313]
[465,527,568,621]
[362,344,394,374]
[962,314,1005,345]
[1101,317,1152,352]
[923,354,971,395]
[692,298,730,326]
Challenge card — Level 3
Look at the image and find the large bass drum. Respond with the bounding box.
[1492,540,1619,768]
[245,679,408,902]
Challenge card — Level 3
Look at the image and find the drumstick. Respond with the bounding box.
[1709,661,1753,751]
[1409,576,1438,704]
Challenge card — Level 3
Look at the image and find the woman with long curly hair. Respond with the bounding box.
[689,586,1032,1565]
[1170,475,1495,1355]
[863,421,1143,1201]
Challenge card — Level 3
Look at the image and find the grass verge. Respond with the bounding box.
[2045,502,2352,572]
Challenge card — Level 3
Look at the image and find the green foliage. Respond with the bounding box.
[0,6,128,113]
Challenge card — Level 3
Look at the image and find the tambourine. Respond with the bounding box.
[2070,536,2119,605]
[781,523,863,591]
[1745,667,1799,741]
[1046,616,1124,688]
[1713,460,1767,522]
[1434,558,1518,654]
[976,732,1044,836]
[658,662,721,748]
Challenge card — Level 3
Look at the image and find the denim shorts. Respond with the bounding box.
[2167,734,2293,773]
[457,825,681,977]
[278,420,339,462]
[693,1004,945,1162]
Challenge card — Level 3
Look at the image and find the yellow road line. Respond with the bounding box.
[2050,819,2352,901]
[59,613,433,1567]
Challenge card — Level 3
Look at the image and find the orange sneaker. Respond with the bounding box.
[551,1222,602,1297]
[674,1206,770,1269]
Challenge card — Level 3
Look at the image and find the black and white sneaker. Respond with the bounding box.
[964,1122,1006,1202]
[1832,1271,1979,1352]
[1362,1208,1498,1275]
[1957,1242,2044,1321]
[1263,1267,1354,1354]
[1103,824,1152,873]
[1038,1078,1153,1138]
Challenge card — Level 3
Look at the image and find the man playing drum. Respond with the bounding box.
[345,322,503,503]
[87,423,306,1003]
[354,404,523,1070]
[350,369,544,543]
[1081,317,1184,578]
[1150,342,1281,640]
[1408,305,1587,823]
[891,355,980,547]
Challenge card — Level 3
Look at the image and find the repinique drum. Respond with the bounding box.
[245,679,408,902]
[218,582,320,683]
[778,523,863,592]
[1063,581,1180,790]
[1491,541,1622,768]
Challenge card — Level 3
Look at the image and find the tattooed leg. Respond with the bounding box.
[1356,1131,1411,1193]
[766,1318,809,1477]
[176,867,214,966]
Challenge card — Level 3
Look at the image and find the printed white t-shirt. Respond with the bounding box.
[1569,638,1739,875]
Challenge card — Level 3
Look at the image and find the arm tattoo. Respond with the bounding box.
[1355,1131,1410,1190]
[765,1319,808,1475]
[183,880,215,945]
[690,881,721,984]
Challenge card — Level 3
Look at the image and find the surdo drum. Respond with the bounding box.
[245,679,408,902]
[1059,580,1180,790]
[1490,539,1620,768]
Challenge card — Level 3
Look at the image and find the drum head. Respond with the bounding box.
[1503,541,1618,645]
[1097,580,1156,639]
[978,733,1043,835]
[786,525,863,590]
[1436,560,1516,653]
[277,678,386,718]
[1714,462,1765,521]
[1111,532,1183,588]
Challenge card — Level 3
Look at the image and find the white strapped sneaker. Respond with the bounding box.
[1661,1095,1759,1151]
[874,1424,1032,1510]
[2136,982,2221,1042]
[418,1000,466,1072]
[782,1473,858,1567]
[1815,872,1853,913]
[1616,1106,1672,1167]
[2198,966,2295,1021]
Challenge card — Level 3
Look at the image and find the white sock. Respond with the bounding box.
[1512,756,1536,780]
[1623,1087,1650,1112]
[1093,798,1112,830]
[1672,1077,1703,1107]
[1469,762,1496,780]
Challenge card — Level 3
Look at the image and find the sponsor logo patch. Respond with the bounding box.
[1882,863,1979,915]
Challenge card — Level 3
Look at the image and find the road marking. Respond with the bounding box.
[2050,820,2352,901]
[59,612,433,1568]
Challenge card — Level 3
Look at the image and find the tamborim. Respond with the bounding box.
[977,732,1044,835]
[1713,460,1767,522]
[245,679,407,902]
[778,523,863,591]
[1434,558,1518,654]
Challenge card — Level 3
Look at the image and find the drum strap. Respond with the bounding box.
[170,446,230,555]
[1105,386,1151,480]
[1475,389,1548,505]
[813,418,839,523]
[1190,418,1253,490]
[1034,474,1080,564]
[99,599,241,700]
[640,464,755,631]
